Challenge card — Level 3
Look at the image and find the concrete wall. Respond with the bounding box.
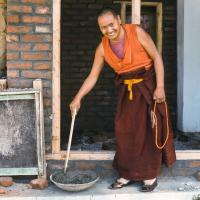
[177,0,200,132]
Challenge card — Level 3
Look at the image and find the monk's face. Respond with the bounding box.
[98,12,122,41]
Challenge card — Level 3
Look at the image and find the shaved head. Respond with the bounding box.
[97,7,119,19]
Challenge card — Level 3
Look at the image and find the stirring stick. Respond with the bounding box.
[64,108,77,174]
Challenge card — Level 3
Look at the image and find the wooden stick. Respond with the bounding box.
[121,2,126,24]
[64,109,77,173]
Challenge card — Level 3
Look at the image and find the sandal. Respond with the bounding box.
[108,178,133,190]
[141,179,157,192]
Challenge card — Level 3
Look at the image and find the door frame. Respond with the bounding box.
[115,1,162,54]
[48,0,200,160]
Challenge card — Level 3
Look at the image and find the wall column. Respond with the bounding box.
[177,0,200,131]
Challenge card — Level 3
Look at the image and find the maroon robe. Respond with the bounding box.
[113,67,176,180]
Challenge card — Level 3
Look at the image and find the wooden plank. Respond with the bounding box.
[0,90,39,96]
[121,2,126,24]
[132,0,141,24]
[142,2,161,6]
[114,1,129,3]
[34,90,42,177]
[114,1,161,7]
[156,3,163,54]
[176,150,200,160]
[46,151,114,160]
[33,79,47,178]
[52,0,61,154]
[0,94,35,101]
[46,150,200,161]
[0,168,38,176]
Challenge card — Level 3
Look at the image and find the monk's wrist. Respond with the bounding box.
[156,85,164,89]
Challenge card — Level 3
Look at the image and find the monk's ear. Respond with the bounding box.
[117,15,122,24]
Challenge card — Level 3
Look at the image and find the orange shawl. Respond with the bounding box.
[102,24,153,74]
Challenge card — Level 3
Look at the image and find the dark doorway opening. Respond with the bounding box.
[59,1,198,151]
[60,1,121,151]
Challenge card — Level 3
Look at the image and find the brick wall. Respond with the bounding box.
[6,0,52,152]
[6,0,177,151]
[61,0,120,148]
[61,0,177,148]
[162,0,177,130]
[0,1,6,78]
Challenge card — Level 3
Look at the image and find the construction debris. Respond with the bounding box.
[0,177,14,187]
[195,171,200,181]
[29,178,48,189]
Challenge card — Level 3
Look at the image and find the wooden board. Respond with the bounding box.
[0,86,46,177]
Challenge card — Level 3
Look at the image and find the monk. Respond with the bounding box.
[69,7,176,192]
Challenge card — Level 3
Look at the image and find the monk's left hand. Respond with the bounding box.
[153,87,165,103]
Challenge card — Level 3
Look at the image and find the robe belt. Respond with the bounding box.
[123,78,169,149]
[123,78,143,100]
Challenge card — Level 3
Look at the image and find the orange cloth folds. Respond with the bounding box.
[102,24,153,74]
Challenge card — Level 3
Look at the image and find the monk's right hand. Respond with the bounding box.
[69,98,81,117]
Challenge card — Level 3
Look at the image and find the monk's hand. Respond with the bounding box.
[153,87,165,103]
[69,98,81,117]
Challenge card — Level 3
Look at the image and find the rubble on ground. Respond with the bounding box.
[29,178,48,189]
[0,177,14,187]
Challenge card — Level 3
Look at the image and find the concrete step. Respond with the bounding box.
[0,176,200,200]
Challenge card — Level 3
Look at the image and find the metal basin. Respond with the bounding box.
[50,170,100,192]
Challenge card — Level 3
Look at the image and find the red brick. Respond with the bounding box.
[44,98,51,107]
[35,25,51,33]
[33,62,51,70]
[43,88,52,97]
[194,171,200,181]
[7,15,19,23]
[21,0,45,4]
[42,80,51,87]
[8,79,33,88]
[0,177,14,187]
[7,26,32,33]
[6,35,19,42]
[33,43,50,51]
[8,5,32,13]
[29,178,48,189]
[195,171,200,181]
[21,70,52,79]
[7,52,19,60]
[7,61,32,69]
[21,34,51,42]
[7,43,32,51]
[190,161,200,168]
[35,6,50,14]
[0,189,6,194]
[22,16,50,24]
[21,52,51,60]
[7,70,19,78]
